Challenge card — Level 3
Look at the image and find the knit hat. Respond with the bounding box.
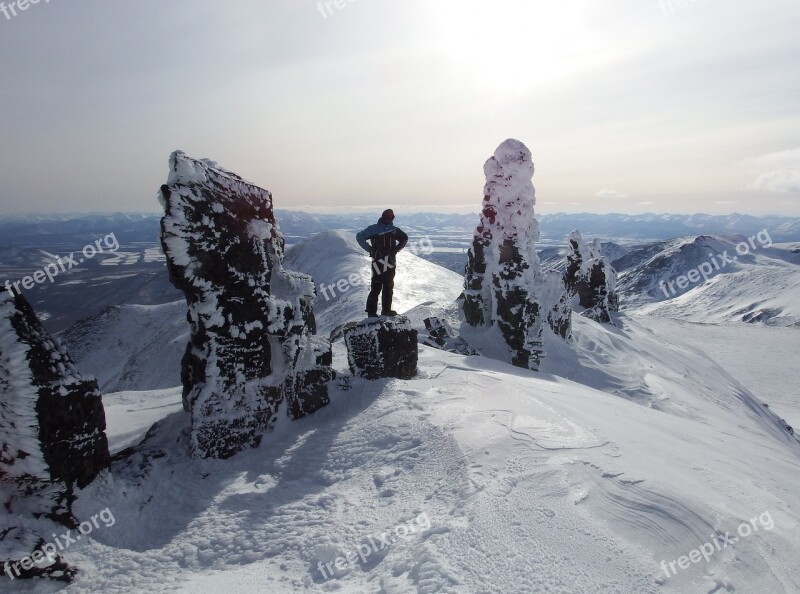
[382,209,395,221]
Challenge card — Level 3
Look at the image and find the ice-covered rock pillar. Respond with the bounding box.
[461,139,571,369]
[159,151,334,459]
[564,231,619,323]
[1,293,109,580]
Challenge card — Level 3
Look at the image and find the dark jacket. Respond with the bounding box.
[356,219,409,265]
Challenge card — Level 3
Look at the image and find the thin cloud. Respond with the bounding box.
[596,189,628,200]
[749,148,800,170]
[748,149,800,193]
[751,171,800,193]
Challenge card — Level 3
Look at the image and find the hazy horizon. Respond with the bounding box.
[2,206,799,220]
[1,0,799,216]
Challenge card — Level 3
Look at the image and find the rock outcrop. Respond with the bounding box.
[564,231,619,323]
[421,317,477,355]
[0,293,109,581]
[159,151,334,459]
[461,139,571,370]
[344,317,418,380]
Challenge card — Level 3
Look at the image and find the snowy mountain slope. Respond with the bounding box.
[401,300,795,440]
[16,229,800,593]
[634,266,800,326]
[59,231,462,393]
[619,235,800,326]
[54,343,800,594]
[619,235,748,302]
[283,230,464,335]
[624,317,800,431]
[540,314,795,437]
[61,302,187,392]
[102,387,184,453]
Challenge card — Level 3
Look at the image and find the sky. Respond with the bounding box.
[0,0,798,216]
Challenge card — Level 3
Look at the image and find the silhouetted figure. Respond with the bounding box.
[356,209,408,317]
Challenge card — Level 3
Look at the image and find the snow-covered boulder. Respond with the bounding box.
[343,317,418,380]
[1,293,109,581]
[461,139,571,370]
[565,231,619,323]
[159,151,334,459]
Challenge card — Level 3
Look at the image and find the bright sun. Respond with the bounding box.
[430,0,593,92]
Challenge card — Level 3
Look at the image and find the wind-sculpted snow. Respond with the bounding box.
[461,139,571,369]
[61,334,800,593]
[565,230,619,323]
[159,151,334,459]
[0,293,109,580]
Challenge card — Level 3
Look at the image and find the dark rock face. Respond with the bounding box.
[344,317,418,380]
[461,139,571,370]
[422,317,449,348]
[159,151,334,459]
[0,293,109,581]
[565,231,619,324]
[422,317,478,355]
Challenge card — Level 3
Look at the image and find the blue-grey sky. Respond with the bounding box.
[1,0,798,215]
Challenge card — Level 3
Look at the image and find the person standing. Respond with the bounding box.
[356,209,409,317]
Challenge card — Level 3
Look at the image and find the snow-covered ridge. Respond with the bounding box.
[19,210,800,592]
[619,234,800,325]
[70,335,800,593]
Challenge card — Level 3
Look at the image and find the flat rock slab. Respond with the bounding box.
[344,317,418,380]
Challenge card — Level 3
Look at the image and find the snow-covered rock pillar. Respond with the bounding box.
[461,139,571,370]
[159,151,334,459]
[1,293,109,580]
[564,231,619,323]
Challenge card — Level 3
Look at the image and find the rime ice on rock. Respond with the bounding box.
[565,231,619,324]
[0,293,109,581]
[159,151,334,459]
[461,139,571,370]
[343,317,418,380]
[421,317,478,355]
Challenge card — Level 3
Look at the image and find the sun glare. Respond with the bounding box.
[431,0,593,93]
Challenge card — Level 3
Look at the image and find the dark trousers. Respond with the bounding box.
[366,259,396,314]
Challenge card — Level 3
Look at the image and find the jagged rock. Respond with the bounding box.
[460,139,572,370]
[344,317,418,380]
[422,317,449,348]
[565,231,619,323]
[421,317,478,355]
[0,293,109,581]
[159,151,334,459]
